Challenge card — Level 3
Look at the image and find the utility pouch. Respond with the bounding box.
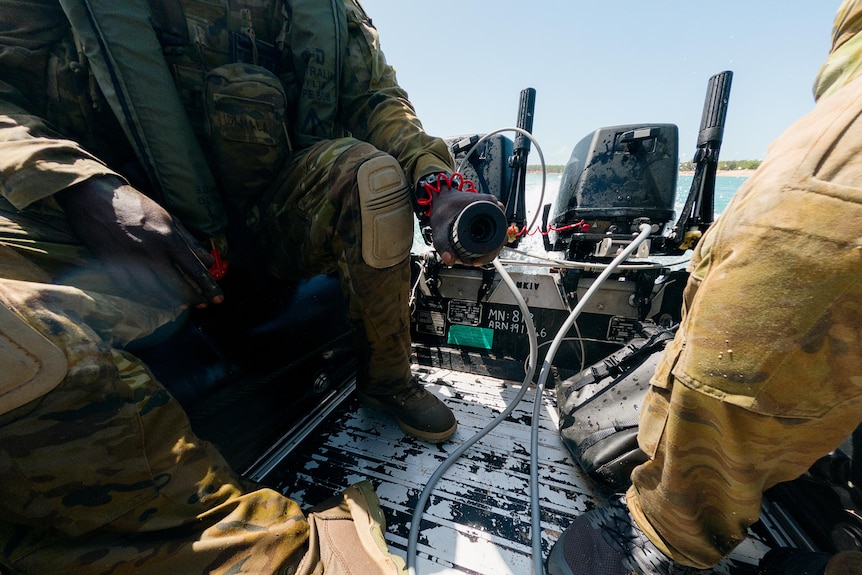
[556,322,674,493]
[204,63,290,197]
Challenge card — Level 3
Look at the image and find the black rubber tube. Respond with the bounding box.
[451,200,507,261]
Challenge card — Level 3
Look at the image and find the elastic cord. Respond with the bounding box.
[415,172,478,218]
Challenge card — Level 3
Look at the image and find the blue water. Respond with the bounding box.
[412,172,749,254]
[523,172,747,227]
[676,173,748,216]
[506,171,749,253]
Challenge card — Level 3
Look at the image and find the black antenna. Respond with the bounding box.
[669,70,733,248]
[505,87,536,246]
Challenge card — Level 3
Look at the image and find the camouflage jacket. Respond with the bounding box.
[0,0,453,236]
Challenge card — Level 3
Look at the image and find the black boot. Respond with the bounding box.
[358,379,457,443]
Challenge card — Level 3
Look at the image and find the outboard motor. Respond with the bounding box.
[410,74,733,379]
[545,123,679,260]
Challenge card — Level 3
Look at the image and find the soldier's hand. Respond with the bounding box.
[56,176,224,310]
[428,184,507,266]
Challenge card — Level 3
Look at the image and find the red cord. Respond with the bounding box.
[416,174,592,239]
[416,172,478,217]
[506,220,592,239]
[208,247,229,280]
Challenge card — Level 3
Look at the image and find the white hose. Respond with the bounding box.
[405,224,653,575]
[406,257,538,575]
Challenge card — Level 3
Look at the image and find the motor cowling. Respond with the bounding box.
[548,124,678,257]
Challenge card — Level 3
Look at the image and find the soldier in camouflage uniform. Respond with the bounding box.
[0,0,503,573]
[547,1,862,574]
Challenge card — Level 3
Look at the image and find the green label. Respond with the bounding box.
[447,325,494,350]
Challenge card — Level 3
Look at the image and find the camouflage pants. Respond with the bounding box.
[252,137,413,395]
[628,75,862,568]
[0,202,310,574]
[0,135,415,572]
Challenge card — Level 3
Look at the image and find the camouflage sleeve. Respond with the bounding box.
[338,0,454,186]
[0,0,124,209]
[0,95,123,210]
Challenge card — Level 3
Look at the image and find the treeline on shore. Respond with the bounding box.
[678,159,761,172]
[527,160,762,174]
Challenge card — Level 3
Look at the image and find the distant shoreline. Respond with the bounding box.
[682,169,756,177]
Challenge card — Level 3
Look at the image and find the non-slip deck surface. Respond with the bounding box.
[263,366,768,574]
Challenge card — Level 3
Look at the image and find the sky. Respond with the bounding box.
[359,1,841,166]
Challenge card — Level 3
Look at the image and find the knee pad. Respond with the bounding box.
[0,304,66,415]
[357,155,413,269]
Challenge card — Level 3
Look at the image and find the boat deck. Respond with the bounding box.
[257,365,769,574]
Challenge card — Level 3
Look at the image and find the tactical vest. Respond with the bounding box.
[150,0,346,144]
[59,0,226,236]
[58,0,348,234]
